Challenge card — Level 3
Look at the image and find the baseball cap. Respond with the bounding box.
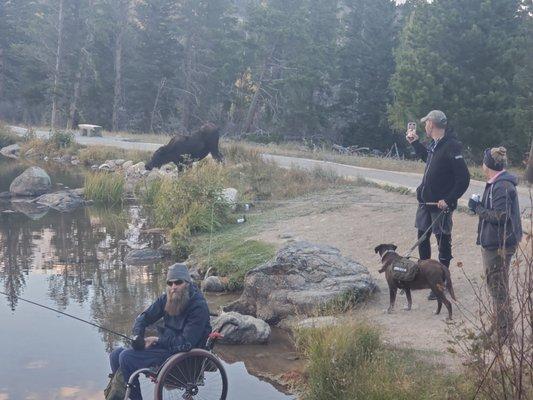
[420,110,447,125]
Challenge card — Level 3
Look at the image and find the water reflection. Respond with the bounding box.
[0,161,294,399]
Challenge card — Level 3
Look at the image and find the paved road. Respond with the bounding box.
[8,126,532,210]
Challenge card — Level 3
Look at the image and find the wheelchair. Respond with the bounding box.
[124,321,235,400]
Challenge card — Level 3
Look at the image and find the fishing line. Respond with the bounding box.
[0,290,132,341]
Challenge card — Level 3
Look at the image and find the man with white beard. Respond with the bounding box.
[107,263,211,400]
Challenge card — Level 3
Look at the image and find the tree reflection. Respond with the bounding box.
[0,201,166,350]
[0,213,34,309]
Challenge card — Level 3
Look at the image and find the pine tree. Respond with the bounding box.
[335,0,397,149]
[389,0,526,160]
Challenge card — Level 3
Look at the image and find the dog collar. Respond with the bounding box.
[381,249,396,262]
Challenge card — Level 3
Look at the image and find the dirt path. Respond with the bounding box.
[252,186,487,370]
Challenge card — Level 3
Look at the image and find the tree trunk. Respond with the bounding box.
[241,65,266,134]
[527,138,533,185]
[68,1,91,130]
[51,0,65,130]
[150,77,166,133]
[181,35,194,132]
[0,47,4,101]
[242,47,275,134]
[112,0,130,131]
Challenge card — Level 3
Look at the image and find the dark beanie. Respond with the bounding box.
[483,147,507,172]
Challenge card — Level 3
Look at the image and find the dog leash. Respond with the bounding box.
[403,207,447,259]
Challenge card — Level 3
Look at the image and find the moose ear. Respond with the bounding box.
[374,245,383,254]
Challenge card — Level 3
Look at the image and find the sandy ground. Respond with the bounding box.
[251,185,499,370]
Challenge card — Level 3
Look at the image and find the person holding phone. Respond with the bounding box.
[406,110,470,300]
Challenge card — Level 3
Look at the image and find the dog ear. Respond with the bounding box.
[391,244,397,251]
[374,244,384,254]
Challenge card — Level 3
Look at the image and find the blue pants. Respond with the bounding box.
[110,345,173,400]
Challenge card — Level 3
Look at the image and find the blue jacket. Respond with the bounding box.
[132,284,211,353]
[476,171,522,250]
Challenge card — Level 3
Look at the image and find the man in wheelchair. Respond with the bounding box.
[107,263,212,400]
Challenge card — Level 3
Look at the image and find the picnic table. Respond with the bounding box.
[78,124,103,137]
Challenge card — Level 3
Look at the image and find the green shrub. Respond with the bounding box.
[295,323,474,400]
[84,172,125,206]
[150,161,232,257]
[153,161,230,228]
[50,130,74,149]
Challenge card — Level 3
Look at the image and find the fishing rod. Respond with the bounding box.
[0,291,221,341]
[0,290,132,341]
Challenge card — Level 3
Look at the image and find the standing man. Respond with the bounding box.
[406,110,470,300]
[469,147,522,341]
[106,263,211,400]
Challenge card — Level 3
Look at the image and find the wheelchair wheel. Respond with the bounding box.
[154,349,228,400]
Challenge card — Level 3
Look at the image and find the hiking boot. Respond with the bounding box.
[427,291,437,300]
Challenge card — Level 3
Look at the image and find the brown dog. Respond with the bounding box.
[374,243,457,320]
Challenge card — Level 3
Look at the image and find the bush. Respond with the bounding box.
[295,323,473,400]
[148,161,232,257]
[50,130,74,149]
[84,172,125,206]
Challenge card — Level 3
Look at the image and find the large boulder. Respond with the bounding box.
[34,190,85,212]
[212,312,271,344]
[0,144,20,159]
[124,248,163,266]
[224,241,377,323]
[10,166,52,196]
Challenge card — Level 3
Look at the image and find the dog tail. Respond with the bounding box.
[443,266,457,301]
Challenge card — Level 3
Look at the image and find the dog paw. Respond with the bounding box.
[403,306,411,311]
[386,309,394,314]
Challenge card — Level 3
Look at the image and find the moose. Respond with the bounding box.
[145,123,223,170]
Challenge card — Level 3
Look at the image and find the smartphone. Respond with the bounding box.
[407,122,416,131]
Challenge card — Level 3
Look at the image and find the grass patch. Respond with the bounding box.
[206,239,276,290]
[78,146,149,166]
[224,144,347,202]
[19,130,82,158]
[84,172,125,206]
[294,323,474,400]
[0,123,19,147]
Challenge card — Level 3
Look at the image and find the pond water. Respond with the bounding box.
[0,159,296,400]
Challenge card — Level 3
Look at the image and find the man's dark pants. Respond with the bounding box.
[415,204,453,267]
[110,345,173,400]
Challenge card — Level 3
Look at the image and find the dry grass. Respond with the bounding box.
[0,123,19,147]
[294,322,475,400]
[78,146,149,166]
